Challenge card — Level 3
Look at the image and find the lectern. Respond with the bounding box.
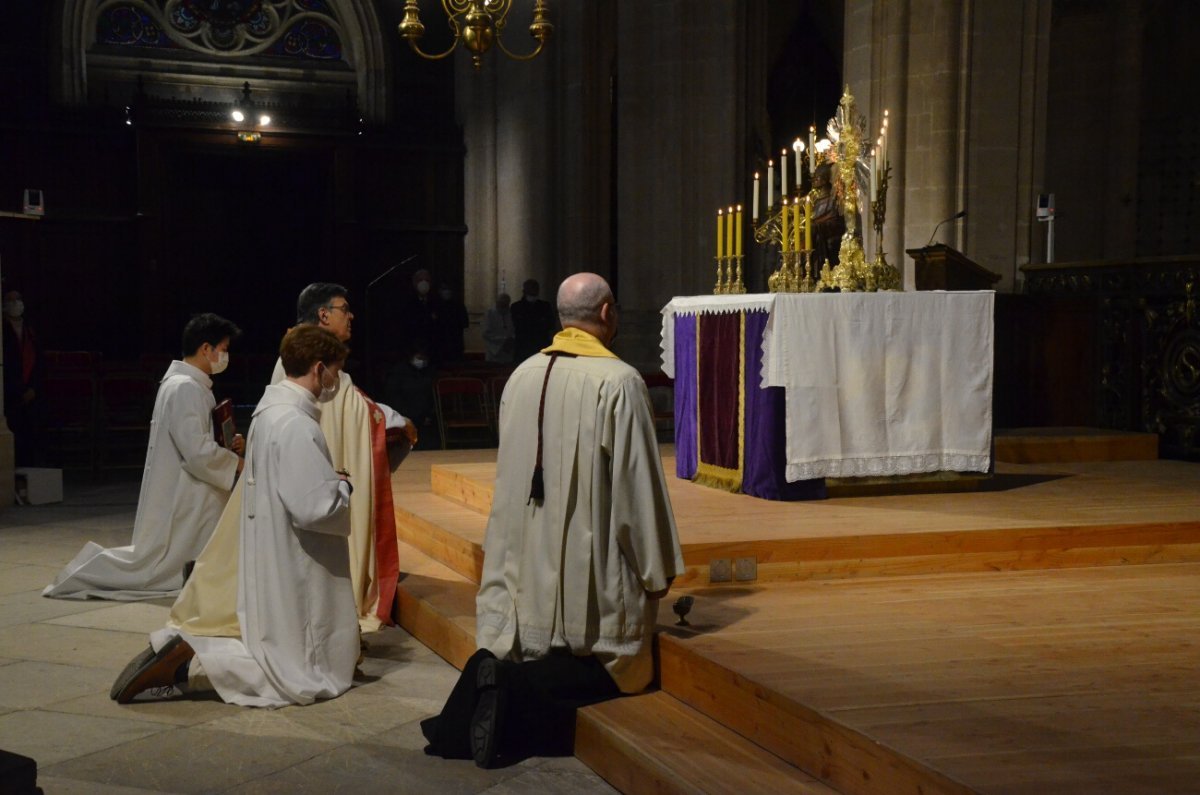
[906,244,1001,290]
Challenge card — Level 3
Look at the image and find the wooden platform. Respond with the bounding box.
[994,426,1159,464]
[390,448,1200,795]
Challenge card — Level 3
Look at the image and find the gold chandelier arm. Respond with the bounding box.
[494,34,547,62]
[405,37,461,61]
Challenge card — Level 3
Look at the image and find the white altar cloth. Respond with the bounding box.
[661,291,994,482]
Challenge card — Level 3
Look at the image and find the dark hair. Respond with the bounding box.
[279,325,348,377]
[296,283,348,324]
[181,313,241,357]
[523,279,539,296]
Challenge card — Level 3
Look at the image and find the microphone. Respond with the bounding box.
[925,210,967,247]
[367,253,418,290]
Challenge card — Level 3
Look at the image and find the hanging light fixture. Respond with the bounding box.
[398,0,552,70]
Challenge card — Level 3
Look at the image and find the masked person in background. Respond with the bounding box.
[2,289,42,466]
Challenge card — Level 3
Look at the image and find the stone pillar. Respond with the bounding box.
[614,0,744,367]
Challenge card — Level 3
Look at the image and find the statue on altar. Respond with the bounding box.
[810,162,845,276]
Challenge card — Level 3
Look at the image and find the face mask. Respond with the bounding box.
[411,357,428,370]
[3,300,24,318]
[525,295,537,302]
[317,365,341,403]
[416,281,431,296]
[209,350,229,375]
[439,289,452,301]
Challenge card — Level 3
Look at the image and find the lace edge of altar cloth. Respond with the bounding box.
[659,294,775,379]
[785,452,992,482]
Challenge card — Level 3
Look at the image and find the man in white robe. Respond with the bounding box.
[165,283,412,644]
[111,325,357,707]
[423,273,685,767]
[44,314,244,601]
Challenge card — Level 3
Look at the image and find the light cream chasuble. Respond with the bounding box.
[476,328,685,693]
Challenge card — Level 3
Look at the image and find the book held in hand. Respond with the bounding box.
[212,399,237,449]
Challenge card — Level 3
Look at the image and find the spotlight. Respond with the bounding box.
[258,114,271,127]
[231,109,245,123]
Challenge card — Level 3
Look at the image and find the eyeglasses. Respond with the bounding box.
[325,303,352,314]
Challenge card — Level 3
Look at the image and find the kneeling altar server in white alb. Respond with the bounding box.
[44,313,244,601]
[111,325,358,707]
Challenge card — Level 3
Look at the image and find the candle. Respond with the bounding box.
[780,149,788,197]
[793,199,801,252]
[780,197,789,254]
[726,206,734,259]
[766,160,774,209]
[716,208,723,259]
[869,148,877,203]
[735,204,743,258]
[752,172,760,221]
[808,126,816,172]
[804,195,812,251]
[792,139,804,187]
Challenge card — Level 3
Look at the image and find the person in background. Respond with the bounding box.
[434,283,469,364]
[401,269,439,364]
[481,293,515,364]
[44,313,244,601]
[509,279,557,363]
[385,345,441,450]
[2,289,42,466]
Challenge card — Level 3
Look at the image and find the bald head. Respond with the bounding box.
[557,273,617,345]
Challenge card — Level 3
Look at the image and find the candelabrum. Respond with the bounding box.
[713,254,745,294]
[755,206,818,293]
[869,161,903,290]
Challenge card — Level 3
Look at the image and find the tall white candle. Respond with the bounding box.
[869,148,877,202]
[780,149,788,198]
[808,126,816,172]
[793,139,803,186]
[767,159,774,209]
[752,172,760,221]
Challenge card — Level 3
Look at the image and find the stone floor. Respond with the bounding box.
[0,472,616,794]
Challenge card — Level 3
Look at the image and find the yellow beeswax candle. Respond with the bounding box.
[804,195,813,251]
[735,205,743,257]
[793,199,802,252]
[781,197,789,254]
[726,207,734,259]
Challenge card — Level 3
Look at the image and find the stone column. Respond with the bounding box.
[0,253,12,500]
[614,0,744,367]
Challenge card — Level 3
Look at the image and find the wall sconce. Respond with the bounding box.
[398,0,552,70]
[231,82,272,140]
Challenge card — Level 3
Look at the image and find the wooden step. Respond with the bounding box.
[425,461,1200,586]
[395,492,486,584]
[575,691,840,795]
[656,634,974,795]
[995,427,1158,463]
[393,540,477,669]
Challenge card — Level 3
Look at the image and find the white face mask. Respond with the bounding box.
[317,365,340,403]
[525,294,537,302]
[439,289,452,301]
[411,357,428,370]
[3,300,24,318]
[209,349,229,375]
[416,280,431,296]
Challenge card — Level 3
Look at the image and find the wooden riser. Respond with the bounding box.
[657,637,973,795]
[994,427,1158,463]
[403,473,1200,586]
[576,691,840,795]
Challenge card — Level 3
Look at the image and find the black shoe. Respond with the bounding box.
[111,634,195,704]
[470,657,506,768]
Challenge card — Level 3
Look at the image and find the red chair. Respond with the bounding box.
[641,371,675,440]
[434,376,494,449]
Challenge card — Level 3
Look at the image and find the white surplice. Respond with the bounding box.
[44,360,238,601]
[476,332,685,694]
[163,381,357,708]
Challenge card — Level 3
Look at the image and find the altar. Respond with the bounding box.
[661,291,995,500]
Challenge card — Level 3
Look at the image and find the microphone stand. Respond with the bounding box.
[364,254,417,395]
[926,210,967,248]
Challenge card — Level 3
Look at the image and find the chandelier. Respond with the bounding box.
[398,0,552,70]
